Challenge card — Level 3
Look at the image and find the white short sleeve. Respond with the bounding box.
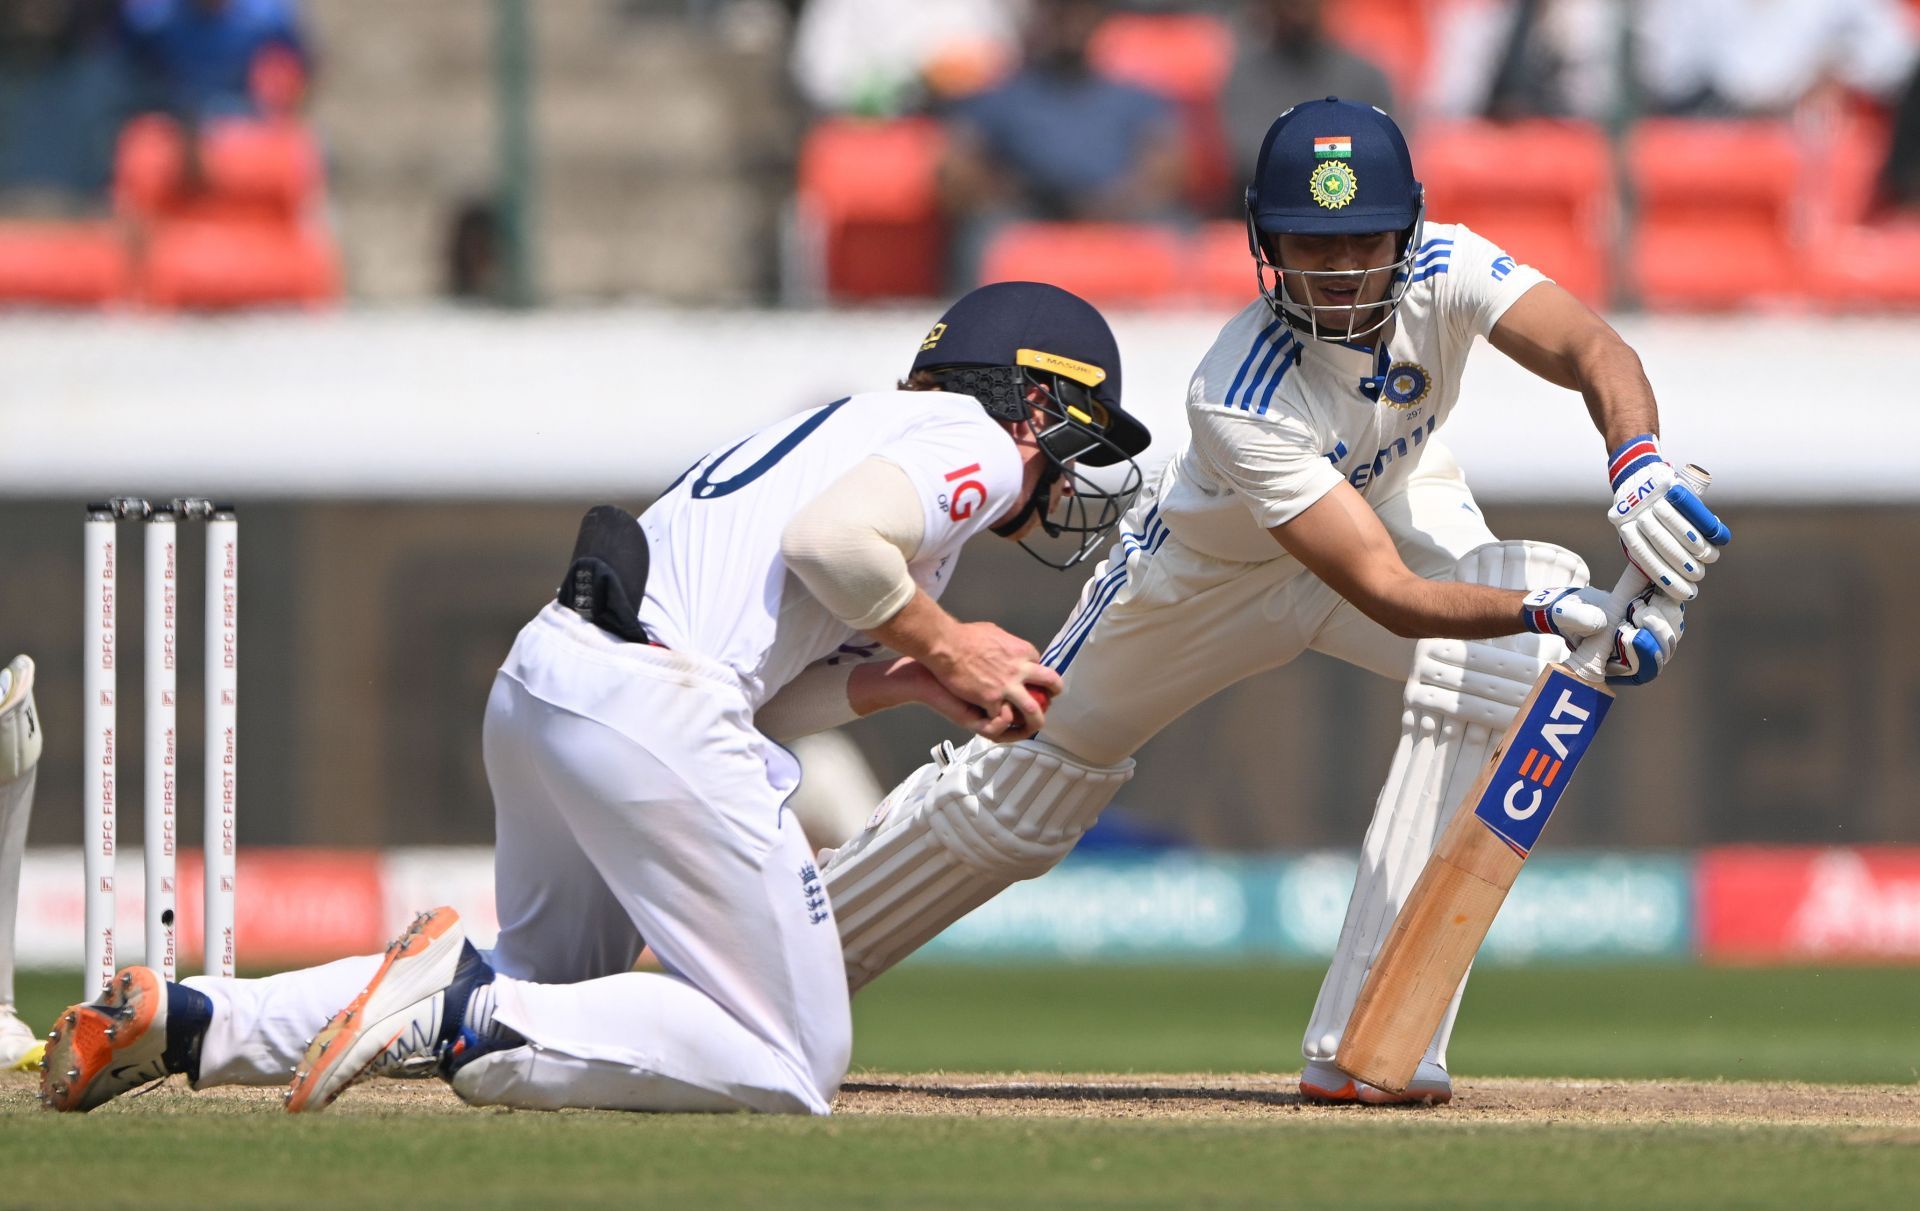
[873,394,1026,559]
[1188,405,1345,530]
[1434,224,1550,344]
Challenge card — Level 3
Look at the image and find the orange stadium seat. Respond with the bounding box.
[795,117,947,300]
[1794,113,1920,308]
[114,113,340,309]
[0,221,131,307]
[978,221,1185,307]
[1417,120,1614,308]
[1088,11,1235,212]
[1191,220,1260,308]
[141,218,340,310]
[1628,119,1800,310]
[116,115,324,224]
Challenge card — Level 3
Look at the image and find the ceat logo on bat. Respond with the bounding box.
[1471,669,1613,856]
[942,463,988,521]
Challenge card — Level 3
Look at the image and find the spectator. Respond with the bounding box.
[1636,0,1917,118]
[0,0,125,207]
[790,0,1023,117]
[119,0,309,122]
[1219,0,1396,205]
[939,0,1187,286]
[1423,0,1622,123]
[1880,64,1920,208]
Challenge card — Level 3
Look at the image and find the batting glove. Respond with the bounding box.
[1605,434,1732,603]
[1603,588,1686,687]
[1519,585,1610,642]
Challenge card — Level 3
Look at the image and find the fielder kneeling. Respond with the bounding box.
[38,281,1151,1115]
[817,99,1729,1106]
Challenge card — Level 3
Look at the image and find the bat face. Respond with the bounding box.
[1471,668,1615,857]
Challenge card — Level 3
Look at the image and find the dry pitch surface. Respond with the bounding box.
[7,1067,1919,1129]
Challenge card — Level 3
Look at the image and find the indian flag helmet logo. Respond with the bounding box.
[1309,160,1358,210]
[1314,135,1352,159]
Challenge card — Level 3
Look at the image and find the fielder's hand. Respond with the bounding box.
[1604,435,1732,602]
[929,621,1062,741]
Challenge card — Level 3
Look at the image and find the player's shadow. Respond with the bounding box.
[838,1080,1301,1107]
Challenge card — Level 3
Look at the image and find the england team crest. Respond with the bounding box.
[1381,361,1430,409]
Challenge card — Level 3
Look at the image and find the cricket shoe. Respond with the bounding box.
[40,968,172,1111]
[1300,1058,1453,1106]
[2,1003,45,1072]
[285,906,498,1112]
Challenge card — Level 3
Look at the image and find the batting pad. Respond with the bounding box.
[1301,540,1584,1068]
[823,736,1132,992]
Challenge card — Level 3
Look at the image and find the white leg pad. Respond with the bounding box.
[1302,540,1586,1068]
[822,736,1133,991]
[0,656,43,1007]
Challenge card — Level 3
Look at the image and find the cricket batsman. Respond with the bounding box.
[817,98,1732,1104]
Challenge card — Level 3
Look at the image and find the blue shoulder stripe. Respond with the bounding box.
[1223,320,1284,410]
[1236,331,1293,411]
[1255,341,1304,415]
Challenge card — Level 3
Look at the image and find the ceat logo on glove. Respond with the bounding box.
[944,463,988,521]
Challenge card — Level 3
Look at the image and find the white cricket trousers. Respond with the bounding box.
[1040,446,1498,767]
[191,604,851,1114]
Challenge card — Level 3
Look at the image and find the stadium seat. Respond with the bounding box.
[1628,119,1800,311]
[1804,218,1920,309]
[113,113,341,310]
[1191,220,1260,308]
[978,221,1185,307]
[1088,11,1234,212]
[795,117,947,300]
[0,221,131,307]
[116,115,324,226]
[1799,114,1920,308]
[141,218,341,310]
[1417,120,1614,308]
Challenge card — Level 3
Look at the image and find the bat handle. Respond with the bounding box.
[1568,463,1712,682]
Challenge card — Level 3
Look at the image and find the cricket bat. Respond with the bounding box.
[1335,467,1714,1093]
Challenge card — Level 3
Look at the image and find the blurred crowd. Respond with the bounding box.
[6,0,1920,310]
[789,0,1920,307]
[0,0,337,308]
[0,0,309,208]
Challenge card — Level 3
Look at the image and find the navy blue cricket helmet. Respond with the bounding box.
[1243,98,1426,341]
[909,281,1151,569]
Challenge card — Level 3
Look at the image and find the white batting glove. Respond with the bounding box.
[1605,435,1732,602]
[1519,585,1610,642]
[1603,588,1686,687]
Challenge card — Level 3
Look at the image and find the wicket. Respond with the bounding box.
[82,497,238,996]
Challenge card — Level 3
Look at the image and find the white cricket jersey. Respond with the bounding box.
[636,390,1024,709]
[1159,223,1547,563]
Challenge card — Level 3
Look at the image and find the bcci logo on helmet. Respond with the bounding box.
[1309,161,1357,210]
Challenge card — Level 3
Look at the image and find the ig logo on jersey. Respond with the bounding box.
[941,463,988,521]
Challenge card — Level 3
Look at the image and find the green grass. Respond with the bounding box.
[10,962,1920,1209]
[2,1113,1916,1210]
[849,961,1920,1084]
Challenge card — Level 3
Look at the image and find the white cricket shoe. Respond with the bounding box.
[1300,1057,1453,1106]
[285,906,476,1112]
[39,967,171,1111]
[1,1003,44,1072]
